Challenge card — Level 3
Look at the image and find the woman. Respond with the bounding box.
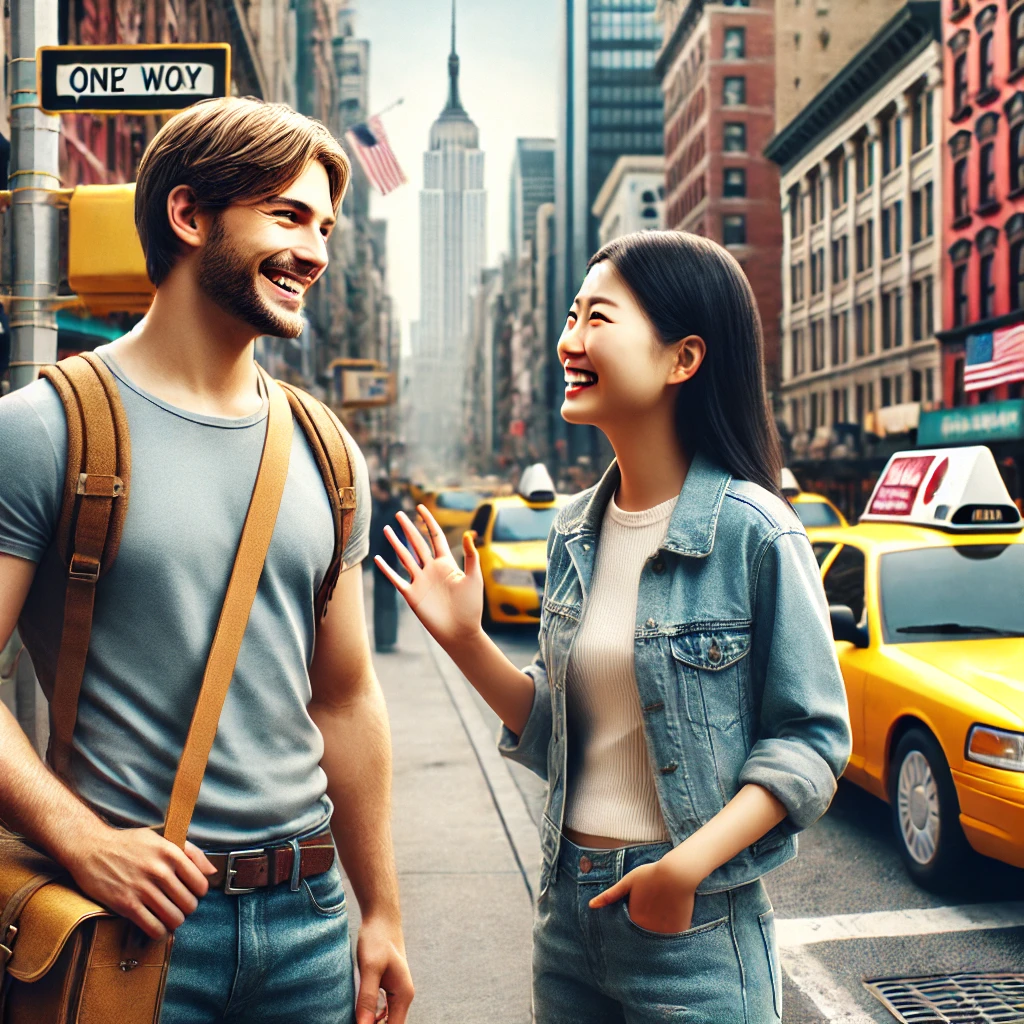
[376,231,851,1023]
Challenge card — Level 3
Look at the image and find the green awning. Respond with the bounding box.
[57,311,123,342]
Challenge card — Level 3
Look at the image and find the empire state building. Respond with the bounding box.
[413,1,486,470]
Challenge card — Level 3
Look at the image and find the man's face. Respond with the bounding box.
[196,160,336,338]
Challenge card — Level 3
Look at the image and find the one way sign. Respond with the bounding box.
[38,44,230,115]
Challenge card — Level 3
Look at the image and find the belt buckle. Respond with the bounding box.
[223,847,264,895]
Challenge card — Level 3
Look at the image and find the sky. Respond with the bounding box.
[355,0,559,347]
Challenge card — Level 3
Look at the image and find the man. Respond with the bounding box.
[369,478,404,653]
[0,97,412,1024]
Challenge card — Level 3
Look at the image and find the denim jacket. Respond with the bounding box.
[499,453,852,894]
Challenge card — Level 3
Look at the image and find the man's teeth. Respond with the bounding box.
[270,274,299,294]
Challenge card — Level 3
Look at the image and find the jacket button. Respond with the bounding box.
[660,762,678,775]
[708,643,722,664]
[651,557,666,574]
[645,618,658,629]
[579,855,593,874]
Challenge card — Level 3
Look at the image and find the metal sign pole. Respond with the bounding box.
[9,0,60,393]
[7,0,60,753]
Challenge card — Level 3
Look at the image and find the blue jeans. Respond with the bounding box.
[533,837,782,1024]
[159,861,355,1023]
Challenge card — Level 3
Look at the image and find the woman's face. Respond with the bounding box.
[556,260,698,430]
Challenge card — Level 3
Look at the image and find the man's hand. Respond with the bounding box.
[355,913,413,1024]
[63,824,216,940]
[589,859,698,935]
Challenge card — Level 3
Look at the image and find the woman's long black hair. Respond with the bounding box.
[587,230,783,498]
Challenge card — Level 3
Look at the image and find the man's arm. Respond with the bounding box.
[0,552,215,939]
[308,563,413,1024]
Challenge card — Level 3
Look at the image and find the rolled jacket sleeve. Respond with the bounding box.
[738,529,852,831]
[498,652,553,781]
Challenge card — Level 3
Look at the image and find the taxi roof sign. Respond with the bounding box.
[517,464,556,504]
[861,446,1022,532]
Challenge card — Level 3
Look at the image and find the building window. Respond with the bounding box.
[855,137,867,192]
[809,171,825,224]
[811,319,825,372]
[810,248,825,294]
[881,116,893,176]
[723,27,745,59]
[723,168,746,196]
[979,141,997,207]
[830,153,848,209]
[954,157,970,220]
[723,77,746,106]
[953,262,970,326]
[1013,7,1024,74]
[791,327,805,377]
[881,376,892,407]
[1012,122,1024,193]
[831,237,848,284]
[788,184,803,237]
[723,122,746,152]
[830,311,848,365]
[979,31,996,97]
[911,90,930,153]
[911,276,934,341]
[856,219,874,272]
[723,213,746,245]
[911,184,933,243]
[979,251,996,318]
[855,299,875,357]
[790,261,804,303]
[1012,239,1024,310]
[881,290,903,349]
[953,53,969,116]
[881,202,902,259]
[926,366,935,402]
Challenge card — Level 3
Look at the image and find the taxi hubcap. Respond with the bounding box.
[897,751,940,865]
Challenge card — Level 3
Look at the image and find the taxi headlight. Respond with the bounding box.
[492,568,536,589]
[966,725,1024,772]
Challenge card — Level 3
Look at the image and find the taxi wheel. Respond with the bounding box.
[888,728,971,892]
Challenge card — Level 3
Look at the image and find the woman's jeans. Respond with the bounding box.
[534,837,783,1024]
[159,861,355,1024]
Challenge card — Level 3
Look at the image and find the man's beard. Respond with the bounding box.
[197,217,305,339]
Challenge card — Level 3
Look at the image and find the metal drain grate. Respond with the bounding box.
[864,972,1024,1023]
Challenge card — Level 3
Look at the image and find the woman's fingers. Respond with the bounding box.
[417,504,450,559]
[384,526,421,579]
[588,873,631,909]
[374,556,410,595]
[396,511,432,565]
[462,531,481,581]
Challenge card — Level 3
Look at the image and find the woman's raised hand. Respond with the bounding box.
[374,506,485,649]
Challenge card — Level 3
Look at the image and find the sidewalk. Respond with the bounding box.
[358,580,538,1023]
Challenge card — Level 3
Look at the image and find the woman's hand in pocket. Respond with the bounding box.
[589,859,698,935]
[374,506,484,650]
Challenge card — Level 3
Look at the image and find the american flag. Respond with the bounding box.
[344,116,406,196]
[964,324,1024,391]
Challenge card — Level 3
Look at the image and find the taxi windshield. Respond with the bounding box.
[492,506,559,543]
[435,491,482,511]
[794,500,842,528]
[880,545,1024,643]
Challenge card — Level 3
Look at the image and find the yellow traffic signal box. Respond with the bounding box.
[68,183,154,314]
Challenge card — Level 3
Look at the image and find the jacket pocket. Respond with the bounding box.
[670,625,752,730]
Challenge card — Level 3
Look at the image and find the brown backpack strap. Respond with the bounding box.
[278,382,357,620]
[38,353,131,781]
[162,369,293,848]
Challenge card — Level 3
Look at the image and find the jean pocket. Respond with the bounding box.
[303,865,348,917]
[759,908,782,1020]
[622,903,729,941]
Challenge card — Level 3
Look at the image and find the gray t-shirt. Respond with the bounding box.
[0,345,370,847]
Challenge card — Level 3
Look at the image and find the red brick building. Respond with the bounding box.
[655,0,782,388]
[938,0,1024,406]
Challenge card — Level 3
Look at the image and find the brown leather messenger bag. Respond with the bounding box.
[0,355,298,1023]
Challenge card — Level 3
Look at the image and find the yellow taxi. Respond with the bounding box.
[420,487,491,547]
[780,468,848,536]
[813,446,1024,889]
[468,465,568,625]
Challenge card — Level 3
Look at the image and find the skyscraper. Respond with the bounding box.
[555,0,664,461]
[414,1,487,470]
[509,138,555,263]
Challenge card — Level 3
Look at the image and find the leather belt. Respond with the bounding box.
[205,827,335,895]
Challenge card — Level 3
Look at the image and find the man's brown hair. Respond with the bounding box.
[135,96,350,286]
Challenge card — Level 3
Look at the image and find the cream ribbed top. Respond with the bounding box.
[564,493,676,843]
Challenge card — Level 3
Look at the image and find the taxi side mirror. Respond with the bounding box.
[829,605,869,648]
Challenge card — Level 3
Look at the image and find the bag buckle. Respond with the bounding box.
[0,923,18,967]
[223,848,264,895]
[68,553,101,582]
[77,473,123,498]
